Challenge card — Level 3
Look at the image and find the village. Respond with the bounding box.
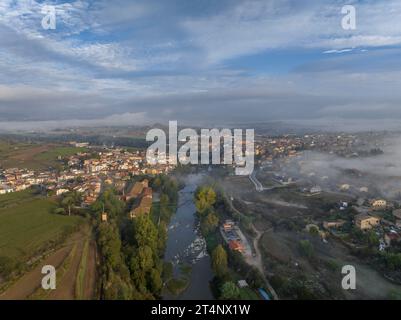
[0,143,174,209]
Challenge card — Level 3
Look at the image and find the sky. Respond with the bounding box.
[1,0,401,129]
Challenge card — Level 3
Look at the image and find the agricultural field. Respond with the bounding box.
[0,140,88,170]
[0,190,97,300]
[0,226,98,300]
[0,190,83,261]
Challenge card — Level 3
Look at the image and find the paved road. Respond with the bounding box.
[249,171,263,192]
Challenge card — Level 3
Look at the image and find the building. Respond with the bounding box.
[372,199,387,210]
[129,186,153,219]
[126,179,149,200]
[310,186,322,194]
[56,188,69,196]
[101,212,108,222]
[229,240,245,253]
[355,213,380,230]
[323,220,346,230]
[223,220,235,232]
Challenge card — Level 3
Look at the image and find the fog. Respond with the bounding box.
[280,136,401,200]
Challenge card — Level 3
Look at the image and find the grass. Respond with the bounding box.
[0,193,83,260]
[34,147,87,162]
[238,287,261,300]
[75,239,89,300]
[0,189,39,210]
[28,244,77,300]
[0,139,88,170]
[166,277,189,296]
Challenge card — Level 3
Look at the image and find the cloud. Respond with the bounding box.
[0,0,401,127]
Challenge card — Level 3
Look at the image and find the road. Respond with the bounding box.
[249,170,287,193]
[249,171,264,192]
[226,195,279,300]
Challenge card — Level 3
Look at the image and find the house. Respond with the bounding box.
[355,213,380,230]
[129,187,153,219]
[0,185,14,194]
[56,188,69,196]
[229,240,245,253]
[372,199,387,210]
[126,179,148,200]
[323,220,346,230]
[101,212,108,222]
[310,186,322,194]
[223,220,235,232]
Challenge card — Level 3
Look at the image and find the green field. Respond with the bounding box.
[34,146,88,162]
[0,191,83,260]
[0,140,88,170]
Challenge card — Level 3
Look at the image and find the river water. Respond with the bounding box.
[163,174,214,300]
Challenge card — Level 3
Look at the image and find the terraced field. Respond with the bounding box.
[0,191,83,260]
[0,226,98,300]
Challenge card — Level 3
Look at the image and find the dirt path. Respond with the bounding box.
[82,239,97,299]
[47,235,86,300]
[0,225,97,300]
[0,246,71,300]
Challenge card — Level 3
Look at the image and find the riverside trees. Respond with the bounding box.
[93,175,178,300]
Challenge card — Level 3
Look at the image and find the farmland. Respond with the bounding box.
[0,226,98,300]
[0,190,97,300]
[0,190,83,261]
[0,140,88,170]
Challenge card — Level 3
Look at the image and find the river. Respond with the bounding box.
[163,174,214,300]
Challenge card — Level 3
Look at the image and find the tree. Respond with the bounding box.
[366,230,379,247]
[157,221,168,254]
[202,212,219,234]
[149,268,163,293]
[309,226,319,237]
[299,240,314,259]
[92,189,125,219]
[212,245,228,277]
[133,215,158,251]
[60,191,82,216]
[137,245,154,271]
[220,281,240,299]
[62,196,74,216]
[195,186,216,214]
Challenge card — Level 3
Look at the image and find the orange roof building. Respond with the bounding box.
[229,240,245,253]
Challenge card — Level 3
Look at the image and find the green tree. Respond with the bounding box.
[366,230,379,247]
[157,221,168,254]
[195,186,216,214]
[92,189,125,219]
[299,240,314,259]
[149,268,163,293]
[62,196,75,216]
[133,214,158,251]
[137,245,154,271]
[202,212,219,234]
[212,245,228,277]
[220,281,240,299]
[309,226,319,237]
